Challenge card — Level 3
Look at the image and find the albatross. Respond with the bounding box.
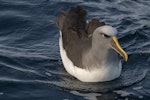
[55,6,128,82]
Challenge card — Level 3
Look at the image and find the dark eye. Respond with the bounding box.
[101,33,110,38]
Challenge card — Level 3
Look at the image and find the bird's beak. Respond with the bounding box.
[111,36,128,62]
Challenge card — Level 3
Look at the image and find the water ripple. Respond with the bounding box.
[0,0,150,99]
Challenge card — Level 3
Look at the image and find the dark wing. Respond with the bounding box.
[55,6,106,37]
[63,6,88,38]
[54,6,106,69]
[55,11,66,30]
[55,6,91,69]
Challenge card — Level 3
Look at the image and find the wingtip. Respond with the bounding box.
[55,11,66,29]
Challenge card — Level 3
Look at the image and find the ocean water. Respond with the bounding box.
[0,0,150,100]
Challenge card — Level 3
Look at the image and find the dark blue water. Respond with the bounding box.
[0,0,150,100]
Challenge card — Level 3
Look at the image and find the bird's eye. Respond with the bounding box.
[101,33,110,38]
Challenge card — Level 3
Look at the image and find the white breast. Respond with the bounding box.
[59,31,122,82]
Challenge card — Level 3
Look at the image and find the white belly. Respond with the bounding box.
[59,31,122,82]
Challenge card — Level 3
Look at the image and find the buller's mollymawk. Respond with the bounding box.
[55,6,128,82]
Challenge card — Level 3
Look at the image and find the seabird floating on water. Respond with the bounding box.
[55,6,128,82]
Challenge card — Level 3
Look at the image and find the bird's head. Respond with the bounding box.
[92,25,128,62]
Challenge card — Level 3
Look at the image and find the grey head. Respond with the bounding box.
[82,25,121,70]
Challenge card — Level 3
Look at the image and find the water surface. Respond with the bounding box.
[0,0,150,100]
